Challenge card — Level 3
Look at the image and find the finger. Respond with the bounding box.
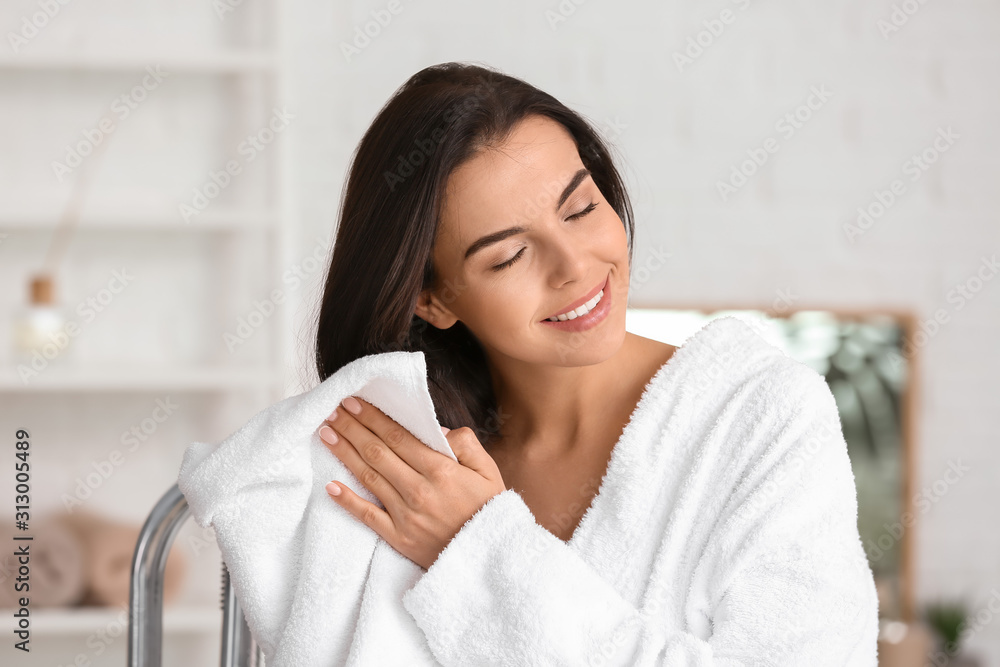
[446,427,500,479]
[325,481,397,542]
[321,415,406,512]
[326,404,418,502]
[338,396,446,478]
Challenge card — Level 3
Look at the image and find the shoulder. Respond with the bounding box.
[681,316,829,406]
[702,324,860,545]
[718,322,853,508]
[692,317,845,459]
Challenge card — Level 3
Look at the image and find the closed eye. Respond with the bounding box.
[490,202,599,272]
[491,247,525,272]
[569,202,598,220]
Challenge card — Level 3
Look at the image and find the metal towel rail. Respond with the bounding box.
[128,482,262,666]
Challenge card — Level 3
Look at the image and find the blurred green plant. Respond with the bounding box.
[924,599,969,651]
[781,315,907,580]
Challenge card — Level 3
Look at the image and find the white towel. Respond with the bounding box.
[177,316,880,666]
[177,350,454,666]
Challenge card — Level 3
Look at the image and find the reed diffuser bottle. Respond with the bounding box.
[13,274,73,368]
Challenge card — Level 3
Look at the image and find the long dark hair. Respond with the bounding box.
[314,61,635,448]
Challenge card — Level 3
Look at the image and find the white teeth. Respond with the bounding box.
[546,289,604,322]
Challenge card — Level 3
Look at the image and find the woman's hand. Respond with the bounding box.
[318,395,506,571]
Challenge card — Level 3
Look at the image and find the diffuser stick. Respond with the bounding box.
[42,115,116,275]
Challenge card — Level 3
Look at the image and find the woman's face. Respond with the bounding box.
[415,114,630,368]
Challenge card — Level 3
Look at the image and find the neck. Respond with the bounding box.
[487,332,643,460]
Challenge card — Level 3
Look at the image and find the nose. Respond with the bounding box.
[539,225,591,286]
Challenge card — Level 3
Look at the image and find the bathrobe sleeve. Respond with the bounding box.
[400,369,879,666]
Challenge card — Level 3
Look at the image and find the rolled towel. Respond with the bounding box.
[66,511,186,608]
[877,620,935,667]
[0,515,87,608]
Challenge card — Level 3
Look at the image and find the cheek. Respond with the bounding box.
[472,282,527,320]
[459,281,542,339]
[593,211,629,258]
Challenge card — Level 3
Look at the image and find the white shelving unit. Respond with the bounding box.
[27,605,223,636]
[0,208,278,232]
[0,2,295,664]
[0,365,277,392]
[0,52,280,73]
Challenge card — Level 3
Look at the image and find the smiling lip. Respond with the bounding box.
[541,274,609,321]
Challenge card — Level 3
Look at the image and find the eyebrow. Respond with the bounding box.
[463,167,592,262]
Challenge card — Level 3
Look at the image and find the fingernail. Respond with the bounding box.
[326,482,341,496]
[327,408,339,422]
[441,426,450,435]
[342,396,362,415]
[319,425,338,445]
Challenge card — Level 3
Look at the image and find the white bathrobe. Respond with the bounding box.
[177,315,879,666]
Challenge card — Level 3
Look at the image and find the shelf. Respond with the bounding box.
[0,209,278,232]
[0,604,221,635]
[0,52,278,74]
[0,6,290,667]
[0,366,276,392]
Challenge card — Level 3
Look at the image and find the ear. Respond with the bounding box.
[414,287,460,329]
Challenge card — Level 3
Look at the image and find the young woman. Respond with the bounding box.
[314,62,878,665]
